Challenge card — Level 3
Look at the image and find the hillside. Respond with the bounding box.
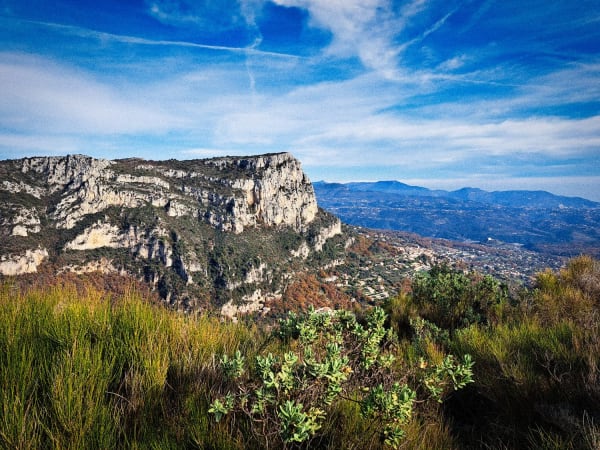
[0,153,346,315]
[2,154,581,318]
[314,181,600,257]
[2,256,598,449]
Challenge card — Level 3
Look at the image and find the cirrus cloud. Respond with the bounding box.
[0,52,181,135]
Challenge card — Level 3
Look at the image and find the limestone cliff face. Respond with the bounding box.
[0,152,343,315]
[20,154,114,192]
[12,152,318,233]
[0,249,49,276]
[172,152,318,233]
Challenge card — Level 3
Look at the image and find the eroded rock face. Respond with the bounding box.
[64,222,124,250]
[226,153,318,231]
[20,154,114,193]
[189,152,318,233]
[0,249,48,276]
[3,206,41,236]
[0,152,344,314]
[313,220,343,252]
[221,289,279,319]
[8,152,318,233]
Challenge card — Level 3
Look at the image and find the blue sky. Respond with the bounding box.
[1,0,599,200]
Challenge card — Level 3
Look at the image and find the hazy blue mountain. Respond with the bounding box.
[317,181,598,209]
[446,187,598,208]
[313,181,600,257]
[345,181,435,196]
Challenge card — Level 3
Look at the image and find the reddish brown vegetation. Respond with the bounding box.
[5,263,161,305]
[267,273,355,317]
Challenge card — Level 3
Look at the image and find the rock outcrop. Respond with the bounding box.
[0,249,49,276]
[11,152,318,233]
[0,152,344,315]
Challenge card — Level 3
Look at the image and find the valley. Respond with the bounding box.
[314,181,600,258]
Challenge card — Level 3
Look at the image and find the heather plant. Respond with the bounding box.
[210,306,474,448]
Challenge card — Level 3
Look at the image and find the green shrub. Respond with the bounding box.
[210,306,473,449]
[411,265,509,330]
[445,256,600,448]
[2,256,596,449]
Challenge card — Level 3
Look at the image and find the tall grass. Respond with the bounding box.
[0,282,262,449]
[1,255,598,449]
[443,256,600,449]
[0,280,465,449]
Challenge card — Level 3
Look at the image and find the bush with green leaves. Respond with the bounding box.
[411,264,509,330]
[447,256,600,449]
[210,306,474,448]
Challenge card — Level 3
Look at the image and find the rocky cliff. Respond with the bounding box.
[0,153,344,315]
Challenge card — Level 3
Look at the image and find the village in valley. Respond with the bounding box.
[322,227,566,304]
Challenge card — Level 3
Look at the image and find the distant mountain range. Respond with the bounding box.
[314,181,600,257]
[318,181,598,208]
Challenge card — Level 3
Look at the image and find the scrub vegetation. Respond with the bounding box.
[0,255,598,449]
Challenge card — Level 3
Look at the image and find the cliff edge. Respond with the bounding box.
[0,152,344,315]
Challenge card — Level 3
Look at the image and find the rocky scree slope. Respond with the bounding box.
[0,153,344,315]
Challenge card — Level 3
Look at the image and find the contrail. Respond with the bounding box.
[240,1,265,105]
[245,36,263,104]
[15,18,301,59]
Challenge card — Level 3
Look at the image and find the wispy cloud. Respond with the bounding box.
[272,0,431,78]
[296,115,600,158]
[0,0,598,199]
[181,147,261,158]
[0,52,180,134]
[0,133,84,155]
[146,0,245,31]
[15,18,300,58]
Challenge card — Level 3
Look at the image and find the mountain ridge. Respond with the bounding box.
[314,180,600,257]
[0,153,346,316]
[315,180,599,208]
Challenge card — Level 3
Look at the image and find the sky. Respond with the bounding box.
[1,1,599,201]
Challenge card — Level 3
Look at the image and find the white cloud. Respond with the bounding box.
[3,48,596,186]
[22,19,299,58]
[145,0,267,50]
[0,53,180,135]
[272,0,428,78]
[168,60,599,174]
[292,113,600,160]
[268,0,464,79]
[180,147,263,158]
[146,0,244,30]
[437,54,467,71]
[515,62,600,108]
[1,6,598,201]
[0,133,83,155]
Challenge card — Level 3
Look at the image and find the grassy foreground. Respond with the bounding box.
[0,255,599,449]
[0,283,262,449]
[0,282,463,449]
[389,255,600,449]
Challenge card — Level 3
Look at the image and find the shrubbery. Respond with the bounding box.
[411,264,509,330]
[210,306,473,448]
[394,257,600,449]
[1,255,598,449]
